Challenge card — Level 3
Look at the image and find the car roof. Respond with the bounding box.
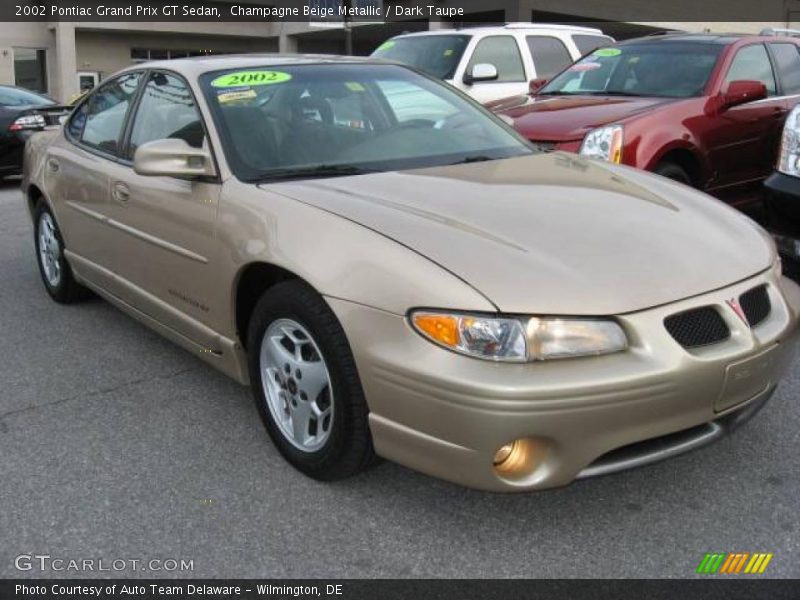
[120,53,382,78]
[394,23,606,38]
[618,32,798,46]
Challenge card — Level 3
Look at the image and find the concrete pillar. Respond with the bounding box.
[53,23,77,103]
[428,18,456,31]
[0,47,14,87]
[278,34,298,54]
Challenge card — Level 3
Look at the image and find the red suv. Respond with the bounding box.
[489,33,800,208]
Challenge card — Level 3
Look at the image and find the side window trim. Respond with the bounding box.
[120,68,220,181]
[466,35,526,84]
[117,68,152,165]
[65,70,145,163]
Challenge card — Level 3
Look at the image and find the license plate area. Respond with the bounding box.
[716,345,779,412]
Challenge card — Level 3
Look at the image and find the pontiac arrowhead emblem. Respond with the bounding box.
[726,298,749,326]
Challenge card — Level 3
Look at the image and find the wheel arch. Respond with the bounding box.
[26,183,47,221]
[233,261,305,350]
[648,144,708,189]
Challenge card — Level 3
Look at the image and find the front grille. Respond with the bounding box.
[531,140,557,152]
[739,284,771,327]
[664,306,730,348]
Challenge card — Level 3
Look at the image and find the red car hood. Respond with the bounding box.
[490,94,679,141]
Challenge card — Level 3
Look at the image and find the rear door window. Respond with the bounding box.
[769,43,800,94]
[466,36,525,82]
[526,36,573,79]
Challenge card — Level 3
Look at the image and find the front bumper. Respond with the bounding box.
[328,270,800,492]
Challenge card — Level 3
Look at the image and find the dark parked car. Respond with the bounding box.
[765,103,800,275]
[766,103,800,224]
[489,33,800,208]
[0,85,69,179]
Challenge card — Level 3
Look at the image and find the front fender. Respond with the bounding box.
[218,178,498,336]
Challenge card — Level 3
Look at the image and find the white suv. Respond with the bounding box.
[371,23,613,104]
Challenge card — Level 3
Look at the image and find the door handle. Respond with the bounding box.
[112,182,130,202]
[46,158,59,173]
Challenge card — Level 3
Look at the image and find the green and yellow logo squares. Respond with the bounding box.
[696,552,773,574]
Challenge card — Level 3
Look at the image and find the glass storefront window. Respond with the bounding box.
[14,48,47,93]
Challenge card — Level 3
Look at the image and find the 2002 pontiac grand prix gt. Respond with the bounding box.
[22,55,800,491]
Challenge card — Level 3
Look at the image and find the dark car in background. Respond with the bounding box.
[489,33,800,209]
[767,103,800,224]
[0,85,70,179]
[765,103,800,275]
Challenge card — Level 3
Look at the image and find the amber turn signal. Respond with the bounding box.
[412,313,460,347]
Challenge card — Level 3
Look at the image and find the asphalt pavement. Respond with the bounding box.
[0,181,798,579]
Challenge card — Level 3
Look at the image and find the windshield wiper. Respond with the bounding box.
[582,90,651,97]
[536,90,581,96]
[448,155,496,165]
[253,164,379,183]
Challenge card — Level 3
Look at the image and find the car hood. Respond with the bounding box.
[490,94,679,141]
[263,154,773,315]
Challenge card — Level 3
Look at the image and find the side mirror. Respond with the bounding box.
[464,63,498,85]
[722,80,767,109]
[133,138,216,178]
[529,78,548,94]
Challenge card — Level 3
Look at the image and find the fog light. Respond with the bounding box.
[492,438,550,481]
[493,442,518,466]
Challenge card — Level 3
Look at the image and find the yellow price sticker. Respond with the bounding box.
[211,70,292,88]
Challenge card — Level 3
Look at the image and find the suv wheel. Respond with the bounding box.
[33,201,89,303]
[247,280,376,480]
[654,162,692,186]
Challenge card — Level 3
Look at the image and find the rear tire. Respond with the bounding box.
[33,200,90,304]
[246,280,376,481]
[654,162,692,186]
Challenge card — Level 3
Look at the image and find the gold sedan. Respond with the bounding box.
[22,56,800,491]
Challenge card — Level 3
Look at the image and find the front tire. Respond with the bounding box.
[247,280,376,481]
[654,162,692,186]
[33,200,89,303]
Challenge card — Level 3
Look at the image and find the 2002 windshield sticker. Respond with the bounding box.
[212,71,292,88]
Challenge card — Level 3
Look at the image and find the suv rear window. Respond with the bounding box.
[770,43,800,94]
[526,36,573,79]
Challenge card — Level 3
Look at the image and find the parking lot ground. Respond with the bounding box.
[0,181,798,578]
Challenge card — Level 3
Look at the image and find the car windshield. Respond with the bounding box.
[201,63,534,183]
[0,86,55,107]
[540,42,724,98]
[370,35,470,80]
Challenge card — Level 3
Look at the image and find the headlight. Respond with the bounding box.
[579,125,624,163]
[778,105,800,176]
[410,311,627,362]
[773,255,783,279]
